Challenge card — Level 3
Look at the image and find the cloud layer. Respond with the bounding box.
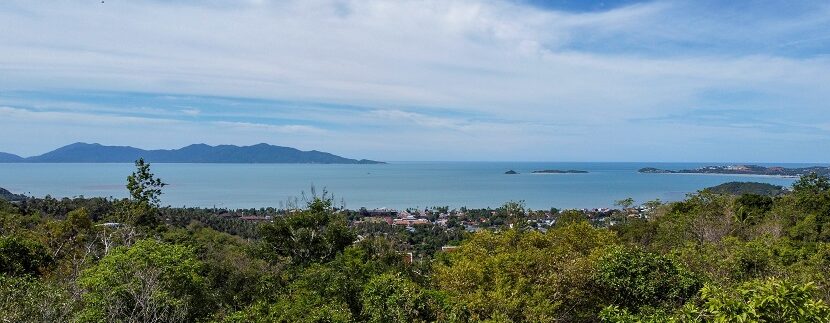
[0,0,828,161]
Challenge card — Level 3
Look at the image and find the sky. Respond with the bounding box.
[0,0,828,162]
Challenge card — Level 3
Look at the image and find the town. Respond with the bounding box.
[212,201,656,233]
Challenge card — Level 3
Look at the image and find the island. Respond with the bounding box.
[704,182,787,196]
[531,169,588,174]
[504,170,519,174]
[638,165,830,177]
[0,142,384,164]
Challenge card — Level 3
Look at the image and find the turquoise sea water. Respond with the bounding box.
[0,162,810,210]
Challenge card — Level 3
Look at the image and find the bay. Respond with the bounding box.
[0,162,808,210]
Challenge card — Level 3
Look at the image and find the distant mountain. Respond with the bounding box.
[0,152,23,162]
[2,143,383,164]
[26,143,147,163]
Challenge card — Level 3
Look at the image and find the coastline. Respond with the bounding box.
[1,162,798,210]
[643,172,799,179]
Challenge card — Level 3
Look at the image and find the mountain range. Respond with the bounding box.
[0,143,383,164]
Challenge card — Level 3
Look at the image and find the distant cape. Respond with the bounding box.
[0,143,384,164]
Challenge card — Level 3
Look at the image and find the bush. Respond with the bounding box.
[593,246,700,312]
[0,235,51,276]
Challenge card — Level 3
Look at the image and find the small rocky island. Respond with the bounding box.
[504,170,519,174]
[531,169,588,174]
[639,165,830,177]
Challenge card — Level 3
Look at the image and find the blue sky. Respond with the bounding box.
[0,0,828,162]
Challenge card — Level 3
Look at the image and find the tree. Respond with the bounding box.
[118,158,167,227]
[0,235,51,277]
[497,200,526,228]
[223,291,353,323]
[592,246,700,313]
[734,194,772,224]
[0,276,75,322]
[257,196,355,267]
[654,192,735,248]
[45,207,93,259]
[78,239,208,322]
[788,173,830,241]
[601,279,830,322]
[127,158,166,206]
[696,279,830,322]
[361,273,438,323]
[793,172,830,196]
[162,225,279,312]
[434,223,617,321]
[555,209,587,228]
[615,197,635,210]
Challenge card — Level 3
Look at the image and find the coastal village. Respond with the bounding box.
[206,203,655,262]
[216,204,653,232]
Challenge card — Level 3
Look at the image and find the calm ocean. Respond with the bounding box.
[0,162,809,210]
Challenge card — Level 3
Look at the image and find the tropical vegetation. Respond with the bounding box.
[1,160,830,322]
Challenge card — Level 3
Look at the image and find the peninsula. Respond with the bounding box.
[639,165,830,177]
[0,142,384,164]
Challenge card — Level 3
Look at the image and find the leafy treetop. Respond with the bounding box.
[126,158,166,206]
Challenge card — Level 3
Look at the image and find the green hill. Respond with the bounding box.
[0,187,27,201]
[705,182,786,196]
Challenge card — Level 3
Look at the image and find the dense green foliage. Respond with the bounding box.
[2,161,830,322]
[706,181,786,196]
[592,247,700,313]
[78,239,207,322]
[258,195,355,267]
[0,235,51,277]
[601,278,830,322]
[0,186,27,201]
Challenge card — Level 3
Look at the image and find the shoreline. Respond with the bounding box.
[643,172,799,179]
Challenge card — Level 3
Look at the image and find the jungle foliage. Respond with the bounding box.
[1,161,830,322]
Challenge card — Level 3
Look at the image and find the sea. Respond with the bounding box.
[0,162,814,210]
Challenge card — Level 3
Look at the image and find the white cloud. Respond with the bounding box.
[180,108,201,116]
[0,106,181,126]
[368,109,473,131]
[213,121,326,135]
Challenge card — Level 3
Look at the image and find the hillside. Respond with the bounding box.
[0,187,26,201]
[0,152,23,162]
[705,181,787,196]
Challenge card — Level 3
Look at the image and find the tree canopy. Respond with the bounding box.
[2,164,830,322]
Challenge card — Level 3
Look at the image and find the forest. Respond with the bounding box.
[2,159,830,322]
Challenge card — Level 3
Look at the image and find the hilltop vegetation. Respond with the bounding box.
[2,162,830,321]
[0,187,26,202]
[705,181,787,196]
